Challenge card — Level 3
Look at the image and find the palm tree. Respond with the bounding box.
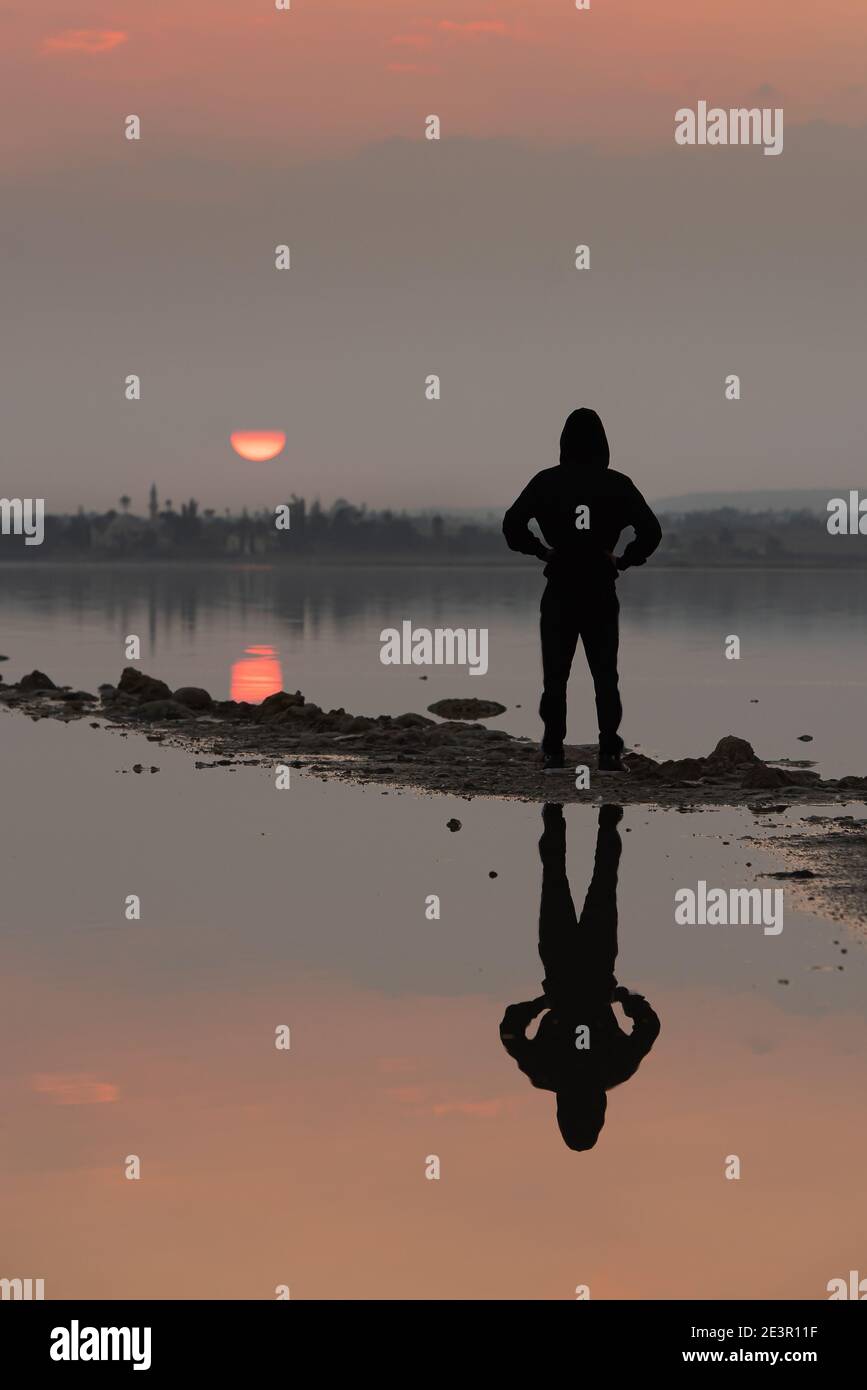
[119,495,131,514]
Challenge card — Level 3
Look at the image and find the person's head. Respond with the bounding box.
[555,1088,607,1151]
[559,408,609,470]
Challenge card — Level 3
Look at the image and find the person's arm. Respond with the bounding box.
[612,987,661,1059]
[499,997,547,1063]
[503,479,551,561]
[617,485,662,571]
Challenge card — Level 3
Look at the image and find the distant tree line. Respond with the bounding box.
[0,488,501,560]
[0,491,862,565]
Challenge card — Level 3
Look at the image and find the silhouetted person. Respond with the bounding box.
[499,804,660,1150]
[503,408,661,770]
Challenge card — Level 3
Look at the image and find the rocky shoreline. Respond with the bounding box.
[4,665,867,809]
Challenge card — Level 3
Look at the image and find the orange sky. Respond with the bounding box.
[2,0,866,171]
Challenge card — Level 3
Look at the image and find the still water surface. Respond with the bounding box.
[1,562,865,773]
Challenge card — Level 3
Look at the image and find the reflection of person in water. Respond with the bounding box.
[499,803,660,1151]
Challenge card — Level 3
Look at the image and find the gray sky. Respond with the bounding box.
[4,122,865,512]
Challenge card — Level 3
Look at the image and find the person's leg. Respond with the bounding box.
[540,805,620,1014]
[575,806,623,1001]
[579,595,623,757]
[539,583,580,756]
[538,803,580,1010]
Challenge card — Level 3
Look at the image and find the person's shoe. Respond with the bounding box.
[598,753,628,773]
[542,749,565,771]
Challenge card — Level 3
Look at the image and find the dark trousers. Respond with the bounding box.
[539,580,623,756]
[538,807,620,1012]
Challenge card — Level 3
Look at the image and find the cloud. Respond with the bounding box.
[438,20,511,37]
[376,1056,417,1074]
[431,1097,518,1118]
[382,1081,520,1117]
[32,1073,119,1105]
[389,35,432,50]
[383,1085,425,1103]
[41,29,128,55]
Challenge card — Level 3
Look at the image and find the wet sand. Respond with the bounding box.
[747,812,867,931]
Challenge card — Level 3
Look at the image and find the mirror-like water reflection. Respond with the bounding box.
[2,696,865,1299]
[502,805,660,1151]
[1,562,866,774]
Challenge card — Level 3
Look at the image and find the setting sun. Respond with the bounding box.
[229,430,286,462]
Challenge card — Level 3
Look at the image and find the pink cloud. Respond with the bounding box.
[376,1057,417,1074]
[41,29,128,55]
[383,1084,519,1116]
[438,21,511,37]
[389,35,432,50]
[384,1085,425,1103]
[32,1073,119,1105]
[431,1097,519,1119]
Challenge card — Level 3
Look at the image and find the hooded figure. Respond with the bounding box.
[558,406,610,469]
[502,408,661,769]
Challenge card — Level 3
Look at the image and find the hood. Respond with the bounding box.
[559,408,610,470]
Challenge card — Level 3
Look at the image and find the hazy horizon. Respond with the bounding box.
[3,2,866,513]
[7,124,866,514]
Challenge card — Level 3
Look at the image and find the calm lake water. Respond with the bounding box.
[1,562,866,773]
[1,563,865,1299]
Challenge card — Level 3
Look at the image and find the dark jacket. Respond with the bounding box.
[499,994,660,1095]
[502,409,662,580]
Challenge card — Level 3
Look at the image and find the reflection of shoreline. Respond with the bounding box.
[3,556,867,570]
